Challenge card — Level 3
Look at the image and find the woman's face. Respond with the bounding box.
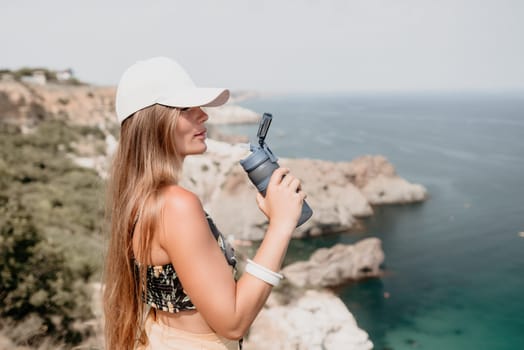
[175,107,209,157]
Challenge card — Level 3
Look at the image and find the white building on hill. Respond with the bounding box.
[21,70,47,85]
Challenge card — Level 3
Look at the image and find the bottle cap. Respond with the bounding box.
[239,145,269,172]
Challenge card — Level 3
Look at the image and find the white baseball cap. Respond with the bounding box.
[115,56,230,124]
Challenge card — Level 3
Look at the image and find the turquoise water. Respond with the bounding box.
[220,93,524,349]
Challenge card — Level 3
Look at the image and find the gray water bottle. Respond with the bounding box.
[240,113,313,227]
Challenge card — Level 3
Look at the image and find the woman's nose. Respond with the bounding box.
[198,108,209,123]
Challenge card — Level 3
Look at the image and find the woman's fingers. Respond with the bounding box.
[255,191,264,207]
[255,192,269,218]
[262,167,308,229]
[269,168,303,193]
[290,178,301,191]
[269,167,290,187]
[298,190,307,201]
[280,173,294,187]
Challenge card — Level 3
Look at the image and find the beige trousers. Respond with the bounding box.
[136,313,239,350]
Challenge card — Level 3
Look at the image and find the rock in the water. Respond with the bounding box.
[282,238,384,288]
[362,174,427,204]
[243,289,373,350]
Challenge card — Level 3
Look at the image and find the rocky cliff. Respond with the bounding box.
[182,140,427,241]
[0,81,115,128]
[244,290,374,350]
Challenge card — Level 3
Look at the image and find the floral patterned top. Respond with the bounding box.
[134,213,237,313]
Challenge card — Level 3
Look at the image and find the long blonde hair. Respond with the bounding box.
[103,104,183,349]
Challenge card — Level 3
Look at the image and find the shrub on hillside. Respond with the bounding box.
[0,202,93,346]
[0,119,105,347]
[0,120,105,277]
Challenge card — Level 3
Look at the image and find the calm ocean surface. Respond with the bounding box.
[219,92,524,350]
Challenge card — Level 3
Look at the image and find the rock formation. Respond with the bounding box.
[243,290,373,350]
[240,238,383,349]
[282,238,384,289]
[182,140,428,241]
[206,104,260,125]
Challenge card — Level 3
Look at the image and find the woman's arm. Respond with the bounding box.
[159,167,305,339]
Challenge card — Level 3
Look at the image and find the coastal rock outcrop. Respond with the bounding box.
[277,158,374,237]
[282,238,384,288]
[315,155,428,204]
[241,238,383,349]
[206,104,260,125]
[182,140,428,241]
[362,174,427,204]
[243,289,373,350]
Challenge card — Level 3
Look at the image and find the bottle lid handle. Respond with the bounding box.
[257,113,272,147]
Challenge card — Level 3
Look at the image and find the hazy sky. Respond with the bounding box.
[1,0,523,93]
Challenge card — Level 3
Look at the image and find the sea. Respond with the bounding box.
[218,91,524,350]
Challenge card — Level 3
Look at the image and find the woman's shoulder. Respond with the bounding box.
[158,185,209,243]
[161,185,204,216]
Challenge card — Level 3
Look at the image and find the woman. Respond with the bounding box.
[103,57,306,350]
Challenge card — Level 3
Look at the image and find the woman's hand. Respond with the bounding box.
[255,167,306,232]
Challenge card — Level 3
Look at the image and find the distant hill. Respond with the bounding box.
[0,80,116,129]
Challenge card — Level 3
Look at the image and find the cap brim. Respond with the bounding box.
[157,88,230,108]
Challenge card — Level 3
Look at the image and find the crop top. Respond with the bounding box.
[134,213,237,313]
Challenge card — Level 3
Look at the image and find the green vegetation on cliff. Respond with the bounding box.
[0,120,105,347]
